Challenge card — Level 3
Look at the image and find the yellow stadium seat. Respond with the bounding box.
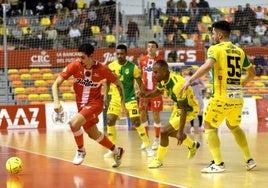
[34,80,47,87]
[219,7,229,14]
[77,1,86,9]
[180,16,190,24]
[20,73,32,80]
[21,27,32,35]
[29,68,40,73]
[14,87,26,94]
[8,69,19,74]
[91,26,101,35]
[62,93,75,100]
[105,34,116,44]
[40,17,51,27]
[201,16,212,25]
[260,75,268,80]
[160,15,168,24]
[152,25,162,34]
[28,94,40,101]
[254,82,265,87]
[0,27,10,35]
[39,93,52,101]
[42,73,54,80]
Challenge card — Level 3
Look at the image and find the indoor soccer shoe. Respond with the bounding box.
[104,150,114,158]
[246,159,257,171]
[146,147,155,157]
[112,147,124,168]
[72,148,86,165]
[187,141,200,159]
[140,143,146,150]
[148,157,163,169]
[201,161,225,173]
[152,138,160,150]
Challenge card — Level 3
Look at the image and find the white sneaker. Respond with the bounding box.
[152,138,160,150]
[201,161,225,173]
[140,143,146,150]
[104,150,114,158]
[146,147,155,157]
[246,159,256,171]
[72,148,86,165]
[112,147,124,168]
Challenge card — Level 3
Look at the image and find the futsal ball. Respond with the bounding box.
[6,157,23,174]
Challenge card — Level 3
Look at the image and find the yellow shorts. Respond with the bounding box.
[169,104,198,130]
[204,97,243,128]
[107,97,140,119]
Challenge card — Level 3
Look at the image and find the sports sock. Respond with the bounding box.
[182,135,194,148]
[136,125,150,147]
[107,125,116,144]
[72,128,84,149]
[230,126,252,161]
[205,129,223,165]
[96,133,114,150]
[157,145,168,162]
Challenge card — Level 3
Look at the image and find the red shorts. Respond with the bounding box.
[139,96,163,112]
[78,101,103,130]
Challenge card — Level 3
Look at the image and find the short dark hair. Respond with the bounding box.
[212,21,231,33]
[148,41,158,48]
[116,44,127,52]
[154,59,168,69]
[78,43,94,56]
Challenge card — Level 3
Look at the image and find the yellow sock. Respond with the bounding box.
[231,126,251,161]
[107,125,116,144]
[205,129,223,165]
[157,145,168,162]
[136,125,150,147]
[182,135,195,148]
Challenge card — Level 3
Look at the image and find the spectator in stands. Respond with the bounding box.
[254,54,266,76]
[167,50,177,62]
[185,34,196,47]
[197,0,210,17]
[255,20,267,37]
[55,0,63,13]
[240,31,253,46]
[166,0,176,16]
[261,30,268,46]
[185,15,199,34]
[25,0,37,15]
[176,0,188,17]
[88,5,98,26]
[203,34,212,50]
[44,25,58,49]
[173,29,186,47]
[35,1,45,15]
[255,6,265,21]
[229,30,241,46]
[9,0,22,16]
[44,1,57,16]
[55,14,70,35]
[66,0,78,11]
[105,0,115,6]
[148,2,160,29]
[163,16,177,38]
[189,0,199,16]
[101,13,113,34]
[243,3,257,27]
[126,18,140,48]
[90,0,100,7]
[11,25,23,46]
[233,5,244,31]
[68,23,81,48]
[81,21,96,47]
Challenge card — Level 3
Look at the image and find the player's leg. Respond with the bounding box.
[226,102,256,170]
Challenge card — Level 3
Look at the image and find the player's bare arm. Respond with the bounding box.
[241,66,256,87]
[52,75,65,113]
[142,88,163,98]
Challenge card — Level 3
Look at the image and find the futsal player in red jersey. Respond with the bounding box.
[52,43,125,168]
[139,41,164,150]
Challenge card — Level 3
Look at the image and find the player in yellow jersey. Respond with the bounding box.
[180,21,257,173]
[142,59,200,168]
[104,44,155,158]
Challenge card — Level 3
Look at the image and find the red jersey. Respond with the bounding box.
[60,60,117,108]
[139,55,164,91]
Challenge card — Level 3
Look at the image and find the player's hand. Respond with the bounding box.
[179,81,191,98]
[54,104,63,113]
[176,130,185,145]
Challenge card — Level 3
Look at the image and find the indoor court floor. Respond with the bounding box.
[0,125,267,188]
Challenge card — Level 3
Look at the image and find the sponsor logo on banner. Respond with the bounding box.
[30,51,52,67]
[0,105,46,129]
[164,50,197,62]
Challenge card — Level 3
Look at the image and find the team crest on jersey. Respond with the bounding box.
[124,69,129,75]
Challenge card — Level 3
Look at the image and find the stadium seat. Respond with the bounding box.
[31,73,43,80]
[36,86,49,93]
[91,26,101,35]
[201,15,212,25]
[34,80,47,87]
[11,80,24,87]
[28,94,40,101]
[62,92,75,100]
[16,94,28,101]
[218,7,229,14]
[59,86,72,92]
[0,27,10,35]
[29,68,41,73]
[152,25,162,34]
[20,73,32,80]
[8,69,19,74]
[180,16,190,24]
[25,87,37,93]
[18,17,29,27]
[106,34,116,43]
[14,87,26,94]
[40,16,51,27]
[160,15,168,24]
[40,68,52,73]
[77,1,86,9]
[18,69,29,74]
[42,73,54,80]
[46,79,55,86]
[9,74,20,81]
[21,27,32,35]
[39,93,52,101]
